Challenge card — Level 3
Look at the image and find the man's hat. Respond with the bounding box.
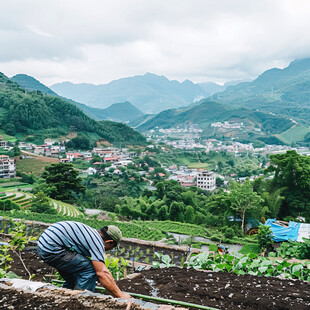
[106,225,122,249]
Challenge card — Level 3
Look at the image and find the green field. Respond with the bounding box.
[16,157,57,175]
[0,130,17,142]
[277,124,310,144]
[0,191,82,217]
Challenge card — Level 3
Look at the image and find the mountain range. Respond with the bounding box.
[214,58,310,124]
[50,73,233,114]
[1,73,146,146]
[11,74,144,122]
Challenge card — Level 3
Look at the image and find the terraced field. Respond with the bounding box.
[52,200,83,217]
[0,191,83,217]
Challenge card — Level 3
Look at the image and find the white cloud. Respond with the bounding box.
[1,0,310,85]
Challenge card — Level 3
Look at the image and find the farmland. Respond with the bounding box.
[0,192,82,217]
[1,220,309,310]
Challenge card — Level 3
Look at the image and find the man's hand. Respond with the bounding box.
[119,292,131,299]
[92,260,130,298]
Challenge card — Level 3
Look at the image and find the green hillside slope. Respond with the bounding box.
[0,72,146,145]
[138,100,293,137]
[215,58,310,124]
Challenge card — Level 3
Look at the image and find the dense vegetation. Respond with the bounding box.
[216,58,310,130]
[0,72,146,145]
[137,100,293,138]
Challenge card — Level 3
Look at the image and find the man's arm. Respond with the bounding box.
[92,260,131,299]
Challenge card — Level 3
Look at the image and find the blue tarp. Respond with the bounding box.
[264,219,301,242]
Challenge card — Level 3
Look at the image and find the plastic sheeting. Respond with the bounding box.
[297,223,310,242]
[264,219,301,242]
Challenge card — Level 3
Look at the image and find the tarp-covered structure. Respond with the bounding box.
[265,219,310,242]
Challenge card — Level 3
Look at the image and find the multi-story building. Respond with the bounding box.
[196,170,216,191]
[0,155,16,179]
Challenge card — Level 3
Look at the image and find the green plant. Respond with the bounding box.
[277,239,310,259]
[152,252,174,268]
[256,225,273,251]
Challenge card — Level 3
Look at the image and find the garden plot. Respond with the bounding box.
[52,200,83,217]
[118,267,310,310]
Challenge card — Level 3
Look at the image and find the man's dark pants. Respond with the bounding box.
[37,247,98,292]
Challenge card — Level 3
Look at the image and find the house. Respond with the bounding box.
[51,146,60,157]
[66,152,84,161]
[44,139,54,146]
[45,149,52,157]
[103,156,120,163]
[196,170,216,191]
[86,167,97,175]
[0,155,16,179]
[60,158,70,163]
[0,140,8,148]
[33,146,45,155]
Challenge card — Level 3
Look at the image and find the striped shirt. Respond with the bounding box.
[37,221,105,262]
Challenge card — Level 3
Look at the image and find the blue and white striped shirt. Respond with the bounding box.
[37,221,105,262]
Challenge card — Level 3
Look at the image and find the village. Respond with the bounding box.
[1,132,310,194]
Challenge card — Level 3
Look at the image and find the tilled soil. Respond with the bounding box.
[117,267,310,310]
[10,250,54,281]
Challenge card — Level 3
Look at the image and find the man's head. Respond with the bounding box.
[99,225,122,251]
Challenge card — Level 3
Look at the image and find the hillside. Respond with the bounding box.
[11,74,135,122]
[51,73,211,113]
[0,72,146,145]
[137,100,294,143]
[99,101,143,122]
[11,74,58,96]
[215,58,310,124]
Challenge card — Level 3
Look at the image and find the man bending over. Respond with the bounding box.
[37,221,130,299]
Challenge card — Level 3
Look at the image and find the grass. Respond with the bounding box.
[239,243,261,254]
[277,124,310,143]
[0,130,17,142]
[15,157,56,176]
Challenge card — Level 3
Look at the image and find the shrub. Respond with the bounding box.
[210,235,220,242]
[224,227,235,239]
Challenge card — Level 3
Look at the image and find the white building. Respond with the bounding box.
[0,155,16,179]
[196,170,216,191]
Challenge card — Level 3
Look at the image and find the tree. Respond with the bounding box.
[29,191,57,214]
[41,163,85,203]
[267,150,310,220]
[158,205,168,220]
[185,205,195,223]
[229,181,263,234]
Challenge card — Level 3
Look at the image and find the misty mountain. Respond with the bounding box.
[11,74,143,123]
[98,101,144,122]
[11,74,58,96]
[136,99,294,144]
[2,72,145,145]
[214,58,310,124]
[51,73,226,114]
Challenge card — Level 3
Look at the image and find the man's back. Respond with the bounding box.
[38,221,105,262]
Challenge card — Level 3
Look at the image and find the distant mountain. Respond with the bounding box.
[99,102,143,122]
[136,99,294,144]
[51,73,211,114]
[11,74,143,123]
[11,74,58,96]
[1,72,146,146]
[214,58,310,124]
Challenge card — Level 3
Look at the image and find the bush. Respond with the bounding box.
[210,235,221,242]
[224,227,235,239]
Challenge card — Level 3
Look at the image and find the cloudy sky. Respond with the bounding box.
[1,0,310,85]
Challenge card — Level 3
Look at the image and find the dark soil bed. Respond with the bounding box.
[117,267,310,310]
[10,249,54,282]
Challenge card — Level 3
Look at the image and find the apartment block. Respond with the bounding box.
[0,155,16,179]
[196,170,216,191]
